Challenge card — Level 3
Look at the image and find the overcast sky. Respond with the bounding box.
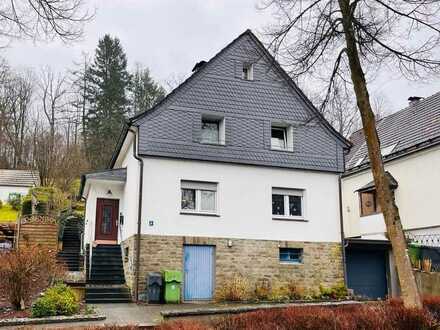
[2,0,439,112]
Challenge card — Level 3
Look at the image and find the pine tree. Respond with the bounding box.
[130,63,166,115]
[85,35,131,169]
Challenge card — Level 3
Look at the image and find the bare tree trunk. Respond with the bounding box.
[338,0,421,309]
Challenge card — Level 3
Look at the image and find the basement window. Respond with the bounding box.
[279,248,303,264]
[181,180,218,215]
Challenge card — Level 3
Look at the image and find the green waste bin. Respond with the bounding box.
[163,270,182,303]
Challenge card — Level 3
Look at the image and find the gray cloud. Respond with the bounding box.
[2,0,438,113]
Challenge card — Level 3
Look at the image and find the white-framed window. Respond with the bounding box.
[242,62,253,80]
[271,124,293,151]
[200,115,225,145]
[272,187,305,220]
[181,180,218,215]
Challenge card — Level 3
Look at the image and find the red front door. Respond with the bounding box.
[95,198,119,241]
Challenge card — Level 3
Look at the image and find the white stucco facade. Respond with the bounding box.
[84,156,342,245]
[342,144,440,239]
[130,157,342,243]
[0,186,30,202]
[83,180,125,245]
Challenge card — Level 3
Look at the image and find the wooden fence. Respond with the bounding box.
[17,215,58,252]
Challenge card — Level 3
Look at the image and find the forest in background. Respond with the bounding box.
[0,34,166,193]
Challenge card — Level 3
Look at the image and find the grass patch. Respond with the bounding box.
[0,203,18,223]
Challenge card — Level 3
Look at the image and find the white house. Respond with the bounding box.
[342,93,440,299]
[80,30,351,303]
[0,169,40,202]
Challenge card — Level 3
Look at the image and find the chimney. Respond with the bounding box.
[192,60,207,73]
[408,96,422,105]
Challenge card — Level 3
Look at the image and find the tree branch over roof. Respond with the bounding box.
[0,0,93,45]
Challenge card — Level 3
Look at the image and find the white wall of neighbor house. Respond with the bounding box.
[132,156,342,242]
[83,180,124,245]
[0,186,31,202]
[342,145,440,238]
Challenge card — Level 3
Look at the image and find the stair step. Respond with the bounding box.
[88,280,125,285]
[86,287,129,293]
[86,292,130,299]
[85,298,131,303]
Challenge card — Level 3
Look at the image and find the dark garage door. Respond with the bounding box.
[346,249,388,299]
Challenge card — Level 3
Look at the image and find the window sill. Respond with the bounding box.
[272,216,308,222]
[270,147,294,153]
[280,262,303,266]
[199,141,226,146]
[180,211,220,217]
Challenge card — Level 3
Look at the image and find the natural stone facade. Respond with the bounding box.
[122,234,344,299]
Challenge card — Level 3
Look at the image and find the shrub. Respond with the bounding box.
[254,279,272,301]
[285,283,305,300]
[0,246,65,310]
[22,187,69,216]
[317,282,348,300]
[216,274,250,302]
[7,193,22,211]
[32,284,79,317]
[268,285,290,302]
[156,300,439,330]
[0,199,3,209]
[424,295,440,321]
[21,197,32,216]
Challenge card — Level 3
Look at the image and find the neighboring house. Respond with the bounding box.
[0,169,40,202]
[80,29,351,302]
[342,94,440,299]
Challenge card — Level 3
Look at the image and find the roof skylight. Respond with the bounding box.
[381,144,398,157]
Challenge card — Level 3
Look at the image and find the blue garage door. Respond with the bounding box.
[346,249,388,299]
[184,245,215,301]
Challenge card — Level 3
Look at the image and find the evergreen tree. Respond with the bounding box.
[85,35,130,169]
[130,63,166,115]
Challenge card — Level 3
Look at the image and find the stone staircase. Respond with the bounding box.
[57,218,82,271]
[86,245,132,303]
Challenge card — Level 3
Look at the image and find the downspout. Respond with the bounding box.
[128,127,143,302]
[339,174,348,286]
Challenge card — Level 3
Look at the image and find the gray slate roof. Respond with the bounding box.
[79,168,127,197]
[0,169,40,187]
[119,30,350,173]
[82,168,127,182]
[346,92,440,171]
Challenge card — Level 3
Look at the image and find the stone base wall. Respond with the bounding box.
[122,234,344,299]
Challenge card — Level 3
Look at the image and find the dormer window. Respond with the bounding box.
[201,115,225,145]
[242,63,253,80]
[271,127,286,149]
[381,144,397,157]
[271,124,293,151]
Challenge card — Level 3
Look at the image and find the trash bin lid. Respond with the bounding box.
[148,272,163,286]
[163,270,182,283]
